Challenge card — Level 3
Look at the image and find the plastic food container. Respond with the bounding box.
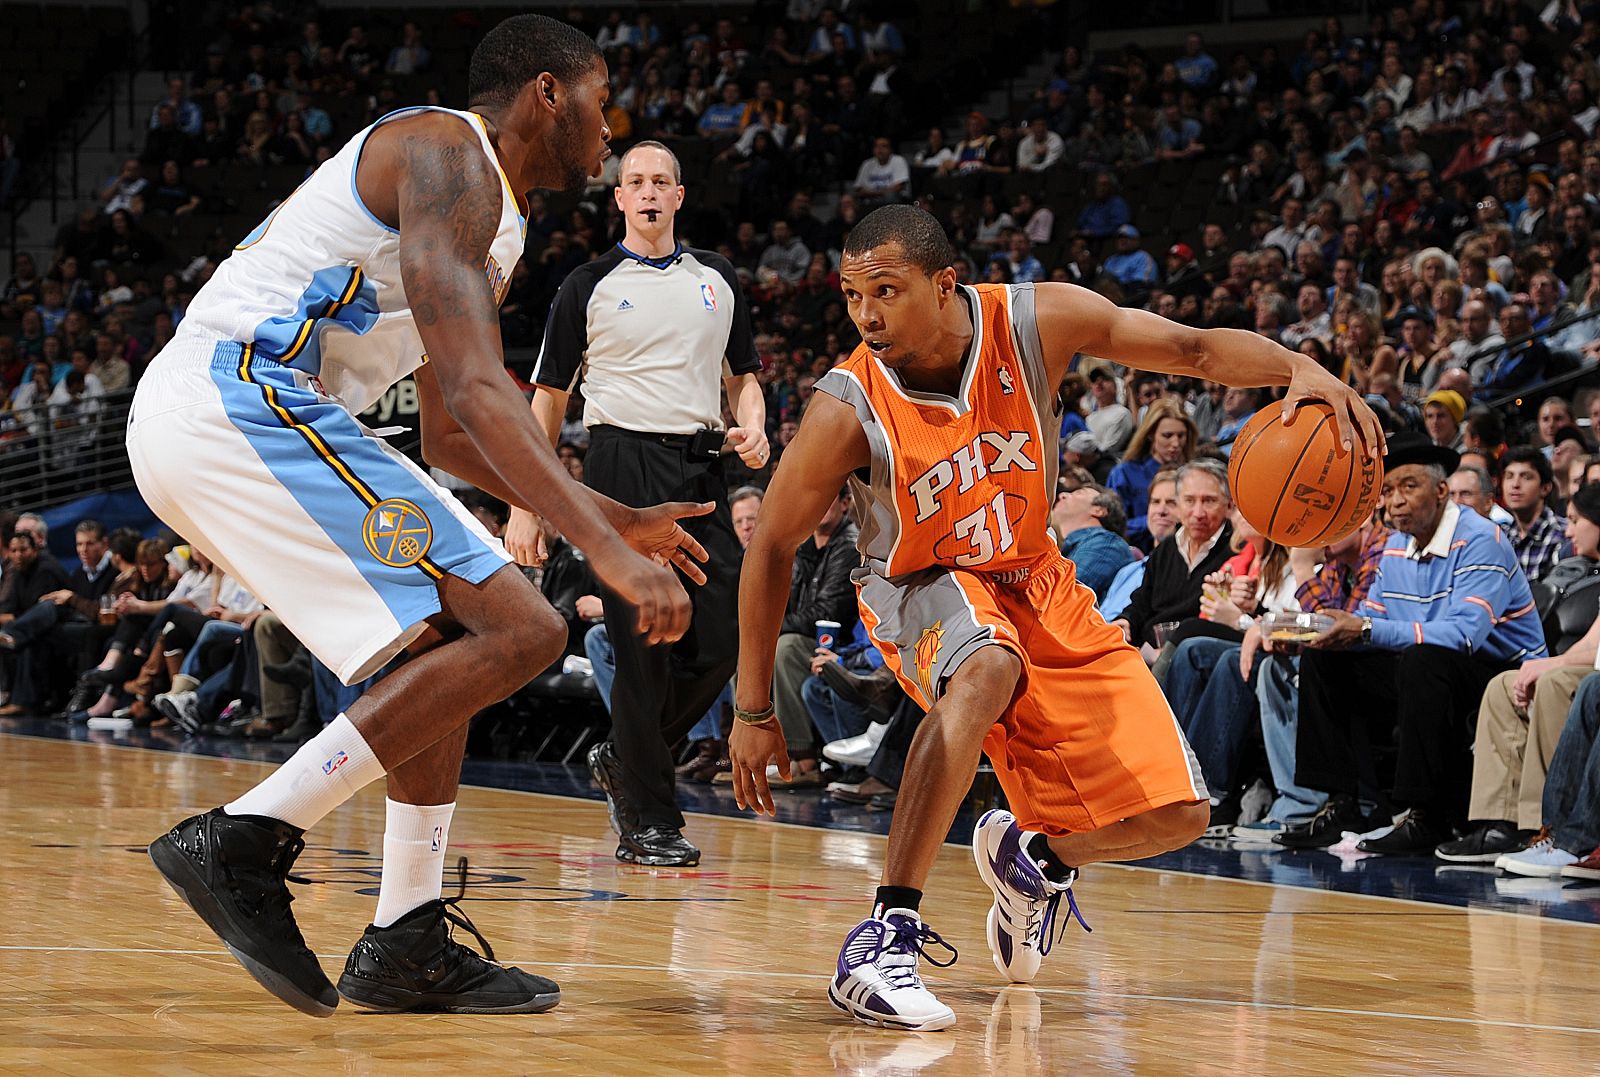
[1259,611,1336,643]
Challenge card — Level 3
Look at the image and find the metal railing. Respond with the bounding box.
[0,389,134,512]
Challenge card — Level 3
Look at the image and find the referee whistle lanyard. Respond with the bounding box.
[616,241,683,270]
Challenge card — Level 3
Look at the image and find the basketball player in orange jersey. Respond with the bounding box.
[729,205,1383,1031]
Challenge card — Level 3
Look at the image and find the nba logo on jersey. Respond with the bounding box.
[997,366,1015,395]
[701,283,717,311]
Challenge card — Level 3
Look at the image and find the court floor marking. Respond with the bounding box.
[6,729,1598,929]
[1,944,1595,1037]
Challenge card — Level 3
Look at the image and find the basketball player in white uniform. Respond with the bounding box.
[137,16,707,1016]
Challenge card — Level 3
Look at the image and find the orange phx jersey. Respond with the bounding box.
[814,283,1061,579]
[816,282,1209,835]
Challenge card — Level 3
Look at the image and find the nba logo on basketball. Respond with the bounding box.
[322,750,349,775]
[701,283,717,311]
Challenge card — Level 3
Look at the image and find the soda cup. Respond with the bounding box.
[815,619,842,651]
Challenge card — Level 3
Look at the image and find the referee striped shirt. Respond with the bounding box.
[1360,500,1547,663]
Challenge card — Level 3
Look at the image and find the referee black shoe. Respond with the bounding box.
[149,808,338,1016]
[338,859,560,1014]
[588,740,638,836]
[617,825,701,866]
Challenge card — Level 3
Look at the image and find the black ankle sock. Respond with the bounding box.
[873,885,922,918]
[1026,833,1076,883]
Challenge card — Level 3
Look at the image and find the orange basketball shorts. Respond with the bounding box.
[856,553,1208,836]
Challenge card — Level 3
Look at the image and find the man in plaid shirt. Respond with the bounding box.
[1501,446,1569,583]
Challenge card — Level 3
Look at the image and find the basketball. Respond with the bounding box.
[1227,401,1383,547]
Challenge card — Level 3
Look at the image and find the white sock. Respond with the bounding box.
[373,798,456,928]
[224,714,384,830]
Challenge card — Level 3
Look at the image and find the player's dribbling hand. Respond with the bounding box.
[619,501,714,585]
[503,507,548,567]
[1282,359,1386,459]
[723,426,771,470]
[728,714,790,816]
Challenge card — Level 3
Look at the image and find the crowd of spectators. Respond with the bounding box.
[12,3,1600,885]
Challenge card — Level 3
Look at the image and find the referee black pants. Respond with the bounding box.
[585,426,742,831]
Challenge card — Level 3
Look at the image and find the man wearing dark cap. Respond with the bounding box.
[1278,433,1547,855]
[1395,305,1439,386]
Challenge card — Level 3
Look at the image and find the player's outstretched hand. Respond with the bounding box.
[503,507,549,567]
[723,426,771,470]
[620,501,714,585]
[590,543,693,644]
[1281,360,1386,459]
[728,714,790,817]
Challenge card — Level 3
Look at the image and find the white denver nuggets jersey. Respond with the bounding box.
[174,106,526,414]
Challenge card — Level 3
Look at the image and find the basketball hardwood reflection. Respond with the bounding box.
[2,733,1597,1076]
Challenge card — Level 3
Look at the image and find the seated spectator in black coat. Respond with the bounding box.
[1111,459,1236,651]
[772,488,860,783]
[0,531,74,712]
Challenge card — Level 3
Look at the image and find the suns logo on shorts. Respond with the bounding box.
[362,498,434,568]
[913,622,944,703]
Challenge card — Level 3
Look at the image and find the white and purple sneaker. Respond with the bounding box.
[827,908,957,1031]
[972,808,1090,983]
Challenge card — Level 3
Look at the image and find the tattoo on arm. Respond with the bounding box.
[396,129,501,328]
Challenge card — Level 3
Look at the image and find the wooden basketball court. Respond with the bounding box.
[3,731,1597,1075]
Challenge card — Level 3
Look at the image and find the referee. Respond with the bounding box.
[508,141,767,867]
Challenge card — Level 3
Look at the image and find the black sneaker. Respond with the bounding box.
[1273,794,1364,850]
[616,825,701,866]
[1435,821,1528,863]
[338,858,560,1014]
[1358,808,1449,856]
[587,740,638,836]
[148,808,338,1016]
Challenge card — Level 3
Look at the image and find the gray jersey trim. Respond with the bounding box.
[815,367,903,572]
[1006,282,1063,500]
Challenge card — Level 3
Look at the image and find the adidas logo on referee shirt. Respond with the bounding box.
[617,299,634,311]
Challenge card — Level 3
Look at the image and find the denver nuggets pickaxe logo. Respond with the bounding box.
[362,498,433,568]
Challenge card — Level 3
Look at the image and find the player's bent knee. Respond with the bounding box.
[1144,800,1209,849]
[947,646,1022,705]
[497,601,567,676]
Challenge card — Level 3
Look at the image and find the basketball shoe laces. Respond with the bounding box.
[1000,858,1092,959]
[435,856,500,962]
[226,831,317,960]
[845,917,959,991]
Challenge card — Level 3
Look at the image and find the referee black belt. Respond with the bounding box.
[590,423,723,461]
